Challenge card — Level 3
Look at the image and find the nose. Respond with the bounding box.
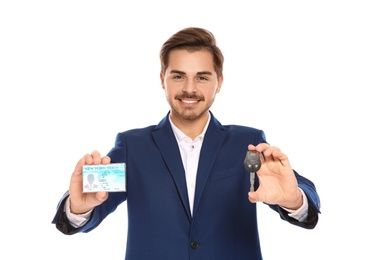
[182,79,197,93]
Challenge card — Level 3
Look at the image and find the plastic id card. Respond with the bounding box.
[82,163,126,192]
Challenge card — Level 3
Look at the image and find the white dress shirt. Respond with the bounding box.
[169,115,208,216]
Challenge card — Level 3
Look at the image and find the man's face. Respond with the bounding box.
[161,49,223,122]
[87,174,94,184]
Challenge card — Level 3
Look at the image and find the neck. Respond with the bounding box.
[170,111,209,140]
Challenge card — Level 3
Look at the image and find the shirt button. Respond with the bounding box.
[190,241,199,249]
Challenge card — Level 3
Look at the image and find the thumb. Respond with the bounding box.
[95,192,109,203]
[248,191,260,203]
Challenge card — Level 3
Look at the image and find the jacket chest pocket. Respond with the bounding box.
[208,166,244,182]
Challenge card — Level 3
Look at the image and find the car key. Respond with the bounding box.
[244,151,261,192]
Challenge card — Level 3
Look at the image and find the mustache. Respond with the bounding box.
[175,94,205,101]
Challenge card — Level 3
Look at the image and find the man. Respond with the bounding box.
[83,173,98,191]
[52,27,320,260]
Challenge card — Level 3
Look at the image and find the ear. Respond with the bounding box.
[216,75,223,93]
[160,73,165,89]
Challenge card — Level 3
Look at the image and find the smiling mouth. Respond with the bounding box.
[176,94,204,103]
[180,99,199,104]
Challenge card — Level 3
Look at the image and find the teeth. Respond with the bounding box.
[182,100,197,104]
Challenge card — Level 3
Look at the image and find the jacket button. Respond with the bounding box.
[190,241,199,249]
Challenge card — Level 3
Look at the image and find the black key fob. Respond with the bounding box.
[244,151,261,172]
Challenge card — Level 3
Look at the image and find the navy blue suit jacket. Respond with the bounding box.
[53,111,320,260]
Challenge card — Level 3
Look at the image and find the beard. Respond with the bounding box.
[175,105,210,120]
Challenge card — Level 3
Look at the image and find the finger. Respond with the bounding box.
[95,191,109,203]
[271,148,291,167]
[91,150,102,165]
[259,145,281,163]
[85,192,109,208]
[253,143,269,152]
[247,144,256,151]
[101,155,111,165]
[78,192,109,213]
[83,152,96,165]
[248,143,268,152]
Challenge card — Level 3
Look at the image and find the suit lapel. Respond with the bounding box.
[152,114,192,220]
[192,114,226,216]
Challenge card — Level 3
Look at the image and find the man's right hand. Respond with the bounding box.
[68,150,110,214]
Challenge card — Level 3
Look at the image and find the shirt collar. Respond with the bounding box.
[169,112,211,143]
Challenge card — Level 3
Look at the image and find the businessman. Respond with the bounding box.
[52,27,321,260]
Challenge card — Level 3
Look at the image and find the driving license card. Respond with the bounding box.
[82,163,126,192]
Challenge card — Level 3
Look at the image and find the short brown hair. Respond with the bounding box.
[160,27,224,78]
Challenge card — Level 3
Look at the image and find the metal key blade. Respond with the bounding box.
[250,172,255,192]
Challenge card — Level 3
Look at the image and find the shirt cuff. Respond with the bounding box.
[64,196,92,228]
[280,188,309,222]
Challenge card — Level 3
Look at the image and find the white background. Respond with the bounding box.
[1,1,380,259]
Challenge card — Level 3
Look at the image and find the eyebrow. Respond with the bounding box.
[169,70,213,76]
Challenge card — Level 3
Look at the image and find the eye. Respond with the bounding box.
[197,75,209,81]
[172,74,184,80]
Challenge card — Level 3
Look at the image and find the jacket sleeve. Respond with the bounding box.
[51,191,86,235]
[268,170,321,229]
